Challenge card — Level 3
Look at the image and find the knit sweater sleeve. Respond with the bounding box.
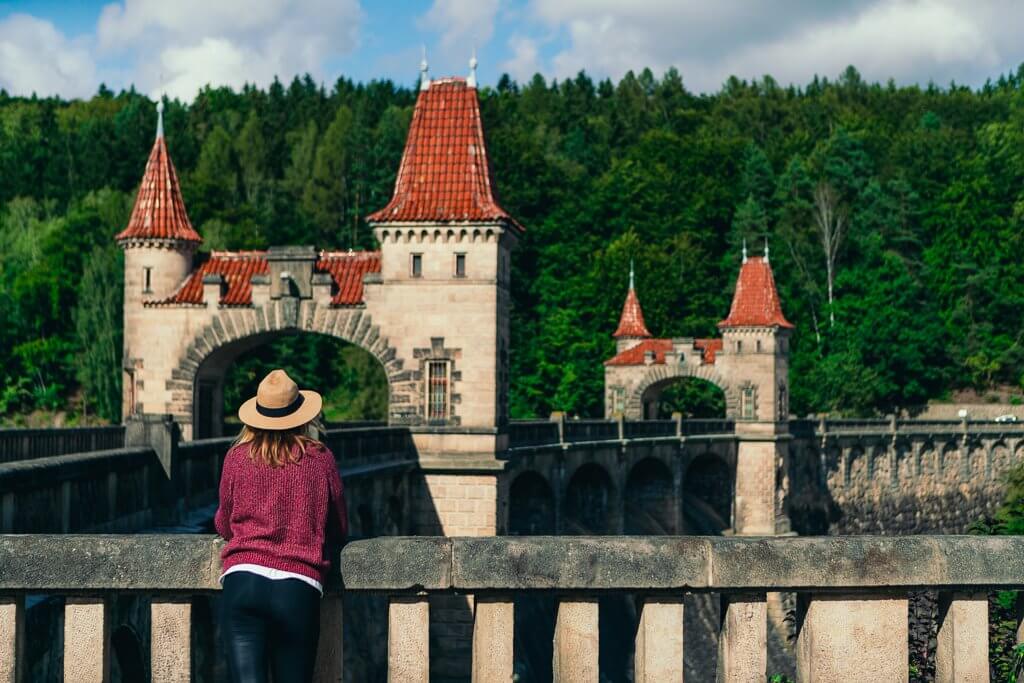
[324,448,349,545]
[214,450,234,540]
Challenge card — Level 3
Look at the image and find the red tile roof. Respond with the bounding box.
[316,251,381,305]
[694,338,723,364]
[366,78,521,230]
[606,338,723,366]
[116,134,201,243]
[718,257,794,329]
[613,287,652,338]
[146,251,381,308]
[605,339,673,366]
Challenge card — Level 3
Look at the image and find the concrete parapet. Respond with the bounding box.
[634,598,683,683]
[553,599,599,682]
[936,592,988,682]
[717,593,766,681]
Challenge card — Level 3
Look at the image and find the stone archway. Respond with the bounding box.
[168,299,413,438]
[683,453,732,534]
[508,471,556,535]
[626,363,733,420]
[564,464,616,534]
[624,457,675,534]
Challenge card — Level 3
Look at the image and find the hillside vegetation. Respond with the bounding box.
[2,65,1024,422]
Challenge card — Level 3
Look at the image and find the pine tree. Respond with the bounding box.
[72,246,123,422]
[302,105,354,246]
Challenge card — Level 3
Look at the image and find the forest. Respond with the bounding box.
[2,64,1024,425]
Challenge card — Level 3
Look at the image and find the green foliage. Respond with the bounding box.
[72,246,123,421]
[5,68,1024,421]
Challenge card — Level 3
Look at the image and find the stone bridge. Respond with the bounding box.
[0,534,1016,681]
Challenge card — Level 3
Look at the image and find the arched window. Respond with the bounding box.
[741,385,756,420]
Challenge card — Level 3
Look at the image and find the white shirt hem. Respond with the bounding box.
[220,563,324,595]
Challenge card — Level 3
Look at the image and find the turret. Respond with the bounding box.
[612,260,652,353]
[116,99,201,417]
[366,56,522,427]
[717,244,792,425]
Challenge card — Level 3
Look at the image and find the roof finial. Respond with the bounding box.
[742,238,748,264]
[629,258,635,290]
[156,98,165,139]
[467,48,478,88]
[420,46,430,91]
[764,235,770,263]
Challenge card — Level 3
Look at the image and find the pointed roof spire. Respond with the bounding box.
[467,49,478,88]
[764,235,770,263]
[366,75,521,230]
[420,46,430,91]
[718,256,793,329]
[613,263,652,338]
[156,98,164,139]
[742,238,748,264]
[115,100,201,244]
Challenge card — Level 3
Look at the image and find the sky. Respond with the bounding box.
[1,0,1024,101]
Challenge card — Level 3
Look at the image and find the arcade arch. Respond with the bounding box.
[508,471,556,535]
[683,453,732,534]
[624,457,675,534]
[564,464,617,534]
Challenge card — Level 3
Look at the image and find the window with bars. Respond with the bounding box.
[426,360,450,422]
[741,386,756,419]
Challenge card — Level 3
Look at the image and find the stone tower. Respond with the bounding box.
[718,250,793,535]
[366,75,523,436]
[116,101,201,419]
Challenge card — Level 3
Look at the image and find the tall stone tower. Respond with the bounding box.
[718,250,793,535]
[115,101,201,419]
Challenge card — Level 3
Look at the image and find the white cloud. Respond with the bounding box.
[501,34,542,82]
[420,0,500,50]
[0,14,96,98]
[526,0,1024,91]
[96,0,363,100]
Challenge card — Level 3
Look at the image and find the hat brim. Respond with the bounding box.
[237,390,323,431]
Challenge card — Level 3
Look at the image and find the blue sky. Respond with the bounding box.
[2,1,1023,101]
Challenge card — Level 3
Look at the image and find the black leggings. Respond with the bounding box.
[221,571,321,683]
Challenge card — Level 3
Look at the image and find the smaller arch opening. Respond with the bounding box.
[564,464,615,534]
[683,454,731,534]
[624,458,675,534]
[640,376,725,420]
[509,472,555,535]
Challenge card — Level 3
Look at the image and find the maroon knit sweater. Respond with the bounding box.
[214,440,348,585]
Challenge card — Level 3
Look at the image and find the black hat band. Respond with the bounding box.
[255,393,305,418]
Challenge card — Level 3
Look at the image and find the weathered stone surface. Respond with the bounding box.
[471,597,513,682]
[388,597,429,683]
[0,597,24,683]
[717,593,766,682]
[936,592,988,682]
[151,599,191,682]
[340,537,451,591]
[553,599,599,682]
[0,535,222,591]
[65,597,110,682]
[635,598,683,683]
[451,536,711,590]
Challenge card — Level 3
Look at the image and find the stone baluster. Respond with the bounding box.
[152,598,192,682]
[65,597,111,682]
[936,592,988,682]
[388,596,429,683]
[471,595,513,682]
[0,597,24,683]
[553,598,599,683]
[314,594,344,682]
[717,593,766,681]
[796,594,907,682]
[634,597,683,683]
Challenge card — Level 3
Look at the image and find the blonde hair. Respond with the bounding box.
[235,417,325,468]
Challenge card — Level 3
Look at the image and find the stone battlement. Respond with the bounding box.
[0,534,1015,680]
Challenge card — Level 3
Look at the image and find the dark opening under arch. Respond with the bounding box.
[509,471,556,535]
[564,464,615,534]
[624,458,675,534]
[641,376,725,420]
[683,454,732,534]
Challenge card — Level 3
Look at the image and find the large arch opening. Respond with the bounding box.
[639,376,726,420]
[624,458,675,534]
[563,464,616,534]
[194,332,389,438]
[682,454,732,534]
[509,472,556,535]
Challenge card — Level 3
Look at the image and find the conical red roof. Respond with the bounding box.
[366,77,521,230]
[718,257,793,328]
[613,287,652,338]
[116,133,201,243]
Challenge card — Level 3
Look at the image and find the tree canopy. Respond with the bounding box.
[3,65,1024,424]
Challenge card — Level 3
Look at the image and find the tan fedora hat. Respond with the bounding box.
[238,369,323,430]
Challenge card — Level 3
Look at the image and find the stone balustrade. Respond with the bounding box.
[1,534,1019,681]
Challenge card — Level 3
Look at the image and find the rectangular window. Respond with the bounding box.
[411,253,423,278]
[454,253,466,277]
[755,340,762,352]
[427,360,450,421]
[735,340,742,353]
[143,267,153,293]
[741,387,755,419]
